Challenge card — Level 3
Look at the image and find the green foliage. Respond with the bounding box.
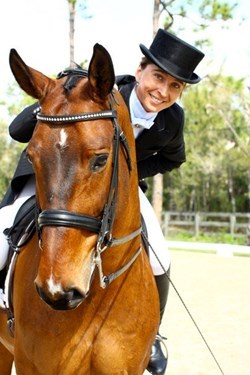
[159,74,250,213]
[0,117,26,201]
[198,0,237,21]
[0,82,33,200]
[161,0,237,26]
[6,83,36,118]
[160,0,239,49]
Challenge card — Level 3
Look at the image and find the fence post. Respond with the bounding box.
[195,212,200,236]
[162,212,169,238]
[230,214,236,236]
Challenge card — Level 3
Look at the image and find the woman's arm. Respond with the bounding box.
[9,102,40,142]
[137,143,186,180]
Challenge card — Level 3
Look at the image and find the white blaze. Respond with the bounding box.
[47,272,63,296]
[59,129,68,147]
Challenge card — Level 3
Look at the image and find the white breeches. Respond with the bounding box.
[0,181,170,275]
[0,177,36,270]
[139,188,171,275]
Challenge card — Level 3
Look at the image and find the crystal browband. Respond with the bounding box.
[36,110,117,124]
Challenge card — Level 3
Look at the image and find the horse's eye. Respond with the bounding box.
[90,154,109,172]
[26,150,33,164]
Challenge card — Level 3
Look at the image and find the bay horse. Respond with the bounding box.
[0,44,159,374]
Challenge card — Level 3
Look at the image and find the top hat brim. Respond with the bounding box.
[139,44,201,84]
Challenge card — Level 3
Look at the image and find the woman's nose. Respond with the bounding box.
[158,83,170,98]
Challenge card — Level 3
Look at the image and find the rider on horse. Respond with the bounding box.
[0,29,204,374]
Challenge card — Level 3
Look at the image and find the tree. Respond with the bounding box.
[67,0,91,67]
[153,0,236,32]
[163,74,249,213]
[68,0,76,67]
[151,2,164,223]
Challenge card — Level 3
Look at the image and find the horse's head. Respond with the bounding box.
[9,45,140,310]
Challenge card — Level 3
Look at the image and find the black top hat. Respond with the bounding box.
[140,29,205,84]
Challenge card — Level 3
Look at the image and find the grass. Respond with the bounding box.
[167,230,247,246]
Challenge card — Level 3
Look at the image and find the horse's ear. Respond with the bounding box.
[9,49,52,100]
[88,44,115,100]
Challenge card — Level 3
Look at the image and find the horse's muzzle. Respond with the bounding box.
[35,284,87,310]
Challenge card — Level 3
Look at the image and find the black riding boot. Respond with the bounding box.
[147,269,170,375]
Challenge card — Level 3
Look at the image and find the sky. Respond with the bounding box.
[0,0,249,109]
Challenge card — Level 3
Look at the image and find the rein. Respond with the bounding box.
[36,77,141,288]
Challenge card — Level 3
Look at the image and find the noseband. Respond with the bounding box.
[36,70,141,288]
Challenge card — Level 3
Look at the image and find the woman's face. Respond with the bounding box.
[135,63,185,112]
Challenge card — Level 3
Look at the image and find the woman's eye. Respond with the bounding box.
[90,154,109,172]
[172,83,181,89]
[154,74,163,80]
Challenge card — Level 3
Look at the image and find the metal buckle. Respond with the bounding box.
[93,247,107,289]
[7,316,15,337]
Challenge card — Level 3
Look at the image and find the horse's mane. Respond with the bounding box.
[57,66,88,94]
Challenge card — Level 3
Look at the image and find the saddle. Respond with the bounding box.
[0,195,36,314]
[5,195,36,260]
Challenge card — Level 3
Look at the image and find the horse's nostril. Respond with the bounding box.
[65,288,85,307]
[35,284,85,310]
[64,289,74,302]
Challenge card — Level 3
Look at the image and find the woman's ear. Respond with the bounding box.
[135,65,142,83]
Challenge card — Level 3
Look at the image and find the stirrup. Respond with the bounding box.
[155,333,168,354]
[147,333,168,375]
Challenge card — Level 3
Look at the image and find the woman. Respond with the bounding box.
[116,29,204,374]
[0,29,204,374]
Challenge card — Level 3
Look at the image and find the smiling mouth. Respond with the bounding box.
[149,93,165,104]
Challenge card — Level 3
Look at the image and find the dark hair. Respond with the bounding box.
[139,56,152,70]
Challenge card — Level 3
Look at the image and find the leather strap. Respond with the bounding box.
[37,110,117,124]
[38,210,101,233]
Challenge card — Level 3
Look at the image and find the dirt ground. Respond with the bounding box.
[12,250,250,375]
[144,250,250,375]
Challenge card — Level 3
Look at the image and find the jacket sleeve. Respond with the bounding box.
[9,102,40,143]
[137,143,186,180]
[137,110,186,180]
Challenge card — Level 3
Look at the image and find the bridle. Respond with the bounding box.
[35,70,142,289]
